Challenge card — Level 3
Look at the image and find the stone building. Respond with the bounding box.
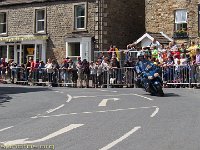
[0,0,145,64]
[145,0,200,44]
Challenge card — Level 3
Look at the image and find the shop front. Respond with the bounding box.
[0,35,48,64]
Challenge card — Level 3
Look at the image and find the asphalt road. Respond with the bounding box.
[0,84,200,150]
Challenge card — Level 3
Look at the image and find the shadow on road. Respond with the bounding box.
[143,92,180,97]
[0,86,51,106]
[163,93,180,97]
[0,96,12,106]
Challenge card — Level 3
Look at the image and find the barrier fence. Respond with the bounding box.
[0,65,200,88]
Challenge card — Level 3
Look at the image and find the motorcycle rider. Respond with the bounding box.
[135,51,160,93]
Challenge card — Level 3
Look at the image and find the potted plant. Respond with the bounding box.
[173,29,188,38]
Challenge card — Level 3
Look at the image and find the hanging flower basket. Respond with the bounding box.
[173,30,188,39]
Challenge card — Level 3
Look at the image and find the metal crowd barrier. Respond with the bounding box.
[101,67,136,88]
[1,65,200,88]
[161,64,200,88]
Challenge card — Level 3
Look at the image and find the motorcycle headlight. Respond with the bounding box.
[148,76,153,80]
[154,73,159,77]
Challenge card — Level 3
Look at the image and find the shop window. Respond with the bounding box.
[0,46,7,58]
[35,9,46,33]
[36,44,42,61]
[0,12,7,35]
[68,42,80,56]
[174,9,188,38]
[74,4,86,29]
[9,46,14,61]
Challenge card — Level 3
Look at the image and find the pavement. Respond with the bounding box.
[0,84,200,150]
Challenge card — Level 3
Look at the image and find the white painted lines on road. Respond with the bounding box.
[73,96,96,99]
[133,94,153,101]
[0,126,14,132]
[1,124,84,145]
[54,91,64,94]
[54,91,60,93]
[31,114,41,119]
[33,106,159,118]
[99,126,141,150]
[98,98,120,107]
[66,94,72,103]
[150,107,159,118]
[46,104,65,114]
[72,93,153,101]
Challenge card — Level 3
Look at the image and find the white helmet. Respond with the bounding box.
[137,51,145,58]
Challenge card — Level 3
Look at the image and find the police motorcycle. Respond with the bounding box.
[135,51,164,96]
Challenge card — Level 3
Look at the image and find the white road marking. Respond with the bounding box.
[112,91,118,93]
[0,126,14,132]
[133,94,153,101]
[60,91,64,94]
[31,114,41,119]
[99,126,141,150]
[98,89,108,92]
[46,104,65,114]
[1,124,84,145]
[66,94,72,103]
[35,106,158,118]
[73,96,96,99]
[151,107,159,117]
[54,91,60,93]
[98,98,120,107]
[73,93,153,101]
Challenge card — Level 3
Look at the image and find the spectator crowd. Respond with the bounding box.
[0,38,200,88]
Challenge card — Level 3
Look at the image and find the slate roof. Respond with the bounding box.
[147,32,172,45]
[0,0,49,6]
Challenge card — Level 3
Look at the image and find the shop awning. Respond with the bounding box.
[0,35,48,42]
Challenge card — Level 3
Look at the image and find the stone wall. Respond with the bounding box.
[103,0,145,49]
[0,0,96,63]
[145,0,199,42]
[0,0,145,62]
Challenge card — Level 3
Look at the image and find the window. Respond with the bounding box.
[0,12,7,34]
[175,9,187,31]
[74,4,86,29]
[68,42,80,56]
[35,9,45,33]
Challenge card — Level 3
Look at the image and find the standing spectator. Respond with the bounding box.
[38,61,45,82]
[33,59,40,82]
[61,60,69,86]
[26,57,33,81]
[68,59,77,87]
[196,48,200,86]
[187,41,197,59]
[150,38,160,49]
[89,61,97,88]
[45,58,53,87]
[151,46,158,59]
[96,59,103,88]
[108,45,115,59]
[77,58,84,88]
[82,59,90,88]
[0,58,6,79]
[196,48,200,64]
[52,59,60,87]
[180,43,187,58]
